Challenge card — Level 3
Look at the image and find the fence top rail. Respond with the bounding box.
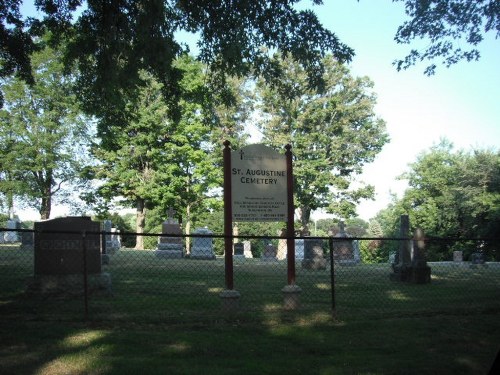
[1,227,499,243]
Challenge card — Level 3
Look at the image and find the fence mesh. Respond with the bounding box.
[1,229,499,323]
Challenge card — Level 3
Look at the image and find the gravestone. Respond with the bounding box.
[295,239,305,260]
[155,207,184,258]
[243,240,253,258]
[29,216,111,296]
[103,221,120,255]
[4,219,20,243]
[332,221,359,265]
[110,228,121,251]
[277,228,287,260]
[353,240,361,263]
[453,251,463,262]
[233,242,245,259]
[261,243,277,261]
[390,215,412,281]
[190,227,216,260]
[409,228,431,284]
[20,231,34,251]
[102,220,114,256]
[470,252,486,268]
[302,238,326,270]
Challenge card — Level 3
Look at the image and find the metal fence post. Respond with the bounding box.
[329,237,336,317]
[82,230,89,321]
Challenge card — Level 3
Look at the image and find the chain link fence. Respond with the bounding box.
[1,228,499,323]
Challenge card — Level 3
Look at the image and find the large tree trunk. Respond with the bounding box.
[135,198,146,250]
[39,191,51,220]
[299,206,311,235]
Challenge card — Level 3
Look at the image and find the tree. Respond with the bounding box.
[394,0,500,75]
[11,0,353,118]
[391,140,500,260]
[90,69,174,250]
[90,55,249,249]
[0,0,37,106]
[256,54,389,232]
[0,37,90,219]
[359,219,386,264]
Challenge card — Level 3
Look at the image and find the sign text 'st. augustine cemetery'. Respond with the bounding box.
[231,144,287,222]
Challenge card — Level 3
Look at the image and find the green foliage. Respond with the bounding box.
[93,211,136,249]
[256,54,389,229]
[394,0,500,75]
[28,0,353,119]
[0,0,37,106]
[0,36,91,219]
[376,140,500,261]
[359,219,389,264]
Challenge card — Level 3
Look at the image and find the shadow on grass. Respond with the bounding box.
[1,311,499,375]
[1,253,500,374]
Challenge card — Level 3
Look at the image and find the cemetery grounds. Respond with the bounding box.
[1,240,499,374]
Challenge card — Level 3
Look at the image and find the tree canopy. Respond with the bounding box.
[375,140,500,260]
[3,0,498,109]
[0,37,90,219]
[394,0,500,75]
[1,0,353,112]
[256,54,389,231]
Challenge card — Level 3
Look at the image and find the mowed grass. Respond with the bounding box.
[1,246,500,374]
[1,247,500,322]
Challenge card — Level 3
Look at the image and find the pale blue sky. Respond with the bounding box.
[308,0,500,220]
[17,1,499,221]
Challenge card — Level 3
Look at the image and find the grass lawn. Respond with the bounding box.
[1,312,499,374]
[1,246,499,374]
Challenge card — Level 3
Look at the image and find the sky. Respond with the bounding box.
[15,1,500,222]
[306,0,500,221]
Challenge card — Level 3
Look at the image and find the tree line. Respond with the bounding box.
[0,1,498,258]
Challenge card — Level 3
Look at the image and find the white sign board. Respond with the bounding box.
[231,144,287,222]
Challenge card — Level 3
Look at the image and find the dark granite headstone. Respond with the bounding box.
[409,228,431,284]
[234,242,244,256]
[471,252,485,264]
[20,231,34,251]
[302,238,326,270]
[34,217,101,275]
[262,243,278,261]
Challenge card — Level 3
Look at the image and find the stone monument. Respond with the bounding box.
[390,215,412,282]
[295,239,305,260]
[332,221,359,265]
[4,219,20,243]
[277,228,287,260]
[155,207,184,258]
[111,228,121,251]
[261,243,278,261]
[190,227,216,260]
[470,252,486,268]
[409,228,431,284]
[453,251,463,263]
[302,238,326,270]
[29,216,111,296]
[243,240,253,258]
[20,230,34,251]
[390,215,431,284]
[233,242,245,259]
